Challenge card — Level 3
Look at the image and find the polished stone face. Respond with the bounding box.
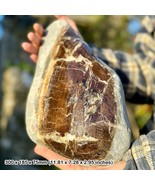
[26,20,131,161]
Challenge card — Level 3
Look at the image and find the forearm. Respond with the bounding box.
[90,46,154,104]
[90,16,155,104]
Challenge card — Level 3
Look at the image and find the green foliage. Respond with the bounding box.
[4,60,35,75]
[134,105,153,129]
[76,15,130,51]
[17,61,35,75]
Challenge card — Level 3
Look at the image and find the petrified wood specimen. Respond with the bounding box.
[26,20,131,162]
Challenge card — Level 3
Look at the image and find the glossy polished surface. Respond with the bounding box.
[26,20,131,161]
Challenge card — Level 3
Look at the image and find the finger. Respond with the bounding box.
[34,145,124,170]
[55,15,67,20]
[34,145,87,170]
[27,32,41,49]
[34,145,73,170]
[33,23,44,37]
[30,54,38,63]
[21,42,38,54]
[34,145,68,161]
[34,145,107,170]
[54,15,79,34]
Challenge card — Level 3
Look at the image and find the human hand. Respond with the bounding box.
[34,145,126,170]
[21,23,44,62]
[21,15,79,62]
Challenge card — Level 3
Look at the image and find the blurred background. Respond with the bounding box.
[0,15,153,170]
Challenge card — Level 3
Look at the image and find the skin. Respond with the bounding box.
[22,15,126,170]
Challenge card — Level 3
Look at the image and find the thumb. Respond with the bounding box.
[54,15,67,20]
[54,15,80,35]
